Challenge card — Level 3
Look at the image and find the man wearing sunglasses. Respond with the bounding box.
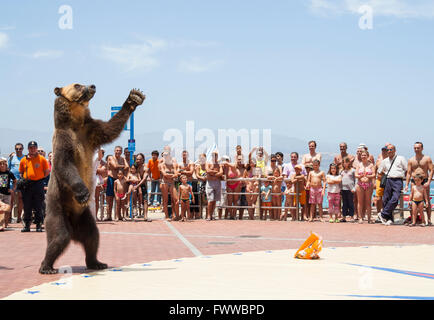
[377,144,407,225]
[7,143,25,223]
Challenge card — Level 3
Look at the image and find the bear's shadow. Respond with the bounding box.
[63,266,177,275]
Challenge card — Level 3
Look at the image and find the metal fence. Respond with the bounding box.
[9,178,430,222]
[93,177,429,221]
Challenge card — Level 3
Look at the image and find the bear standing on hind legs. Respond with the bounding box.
[39,84,145,274]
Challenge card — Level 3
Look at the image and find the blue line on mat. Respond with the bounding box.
[27,291,39,295]
[346,263,434,280]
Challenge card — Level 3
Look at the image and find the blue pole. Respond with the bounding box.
[129,112,134,219]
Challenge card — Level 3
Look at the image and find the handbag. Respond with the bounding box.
[380,156,396,189]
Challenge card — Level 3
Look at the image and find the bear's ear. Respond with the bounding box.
[54,87,62,96]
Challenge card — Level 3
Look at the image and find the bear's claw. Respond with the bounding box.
[39,265,58,274]
[128,89,145,107]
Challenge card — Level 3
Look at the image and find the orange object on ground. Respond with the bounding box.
[294,232,323,259]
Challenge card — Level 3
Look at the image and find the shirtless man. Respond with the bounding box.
[135,153,150,221]
[206,151,224,221]
[306,159,326,222]
[178,150,194,182]
[405,142,433,225]
[334,142,355,171]
[106,146,130,221]
[235,154,247,219]
[302,140,321,167]
[178,150,195,219]
[159,151,179,221]
[233,145,246,165]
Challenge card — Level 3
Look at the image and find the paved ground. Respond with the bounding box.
[1,210,433,299]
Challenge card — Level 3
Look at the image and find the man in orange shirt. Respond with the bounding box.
[148,150,161,206]
[19,141,50,232]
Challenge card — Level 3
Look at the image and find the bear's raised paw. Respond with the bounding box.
[128,88,145,107]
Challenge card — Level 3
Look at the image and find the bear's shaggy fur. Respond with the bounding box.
[39,84,145,274]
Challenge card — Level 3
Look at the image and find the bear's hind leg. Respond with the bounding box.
[73,207,108,271]
[39,210,72,274]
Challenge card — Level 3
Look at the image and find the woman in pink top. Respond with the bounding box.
[355,150,376,223]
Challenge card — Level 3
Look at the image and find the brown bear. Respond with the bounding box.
[39,83,145,274]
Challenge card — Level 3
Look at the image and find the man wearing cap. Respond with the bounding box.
[19,141,50,232]
[377,144,407,225]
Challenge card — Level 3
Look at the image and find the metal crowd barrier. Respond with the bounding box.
[11,178,431,223]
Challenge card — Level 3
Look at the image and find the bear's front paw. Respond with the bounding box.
[127,88,145,108]
[74,186,90,205]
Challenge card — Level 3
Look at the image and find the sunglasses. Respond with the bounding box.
[15,148,23,151]
[387,149,394,151]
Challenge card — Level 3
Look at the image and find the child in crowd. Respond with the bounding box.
[290,164,307,221]
[127,164,142,217]
[179,174,194,222]
[304,163,313,219]
[326,163,342,223]
[306,160,326,222]
[114,170,130,221]
[271,167,283,220]
[340,157,356,222]
[260,179,272,220]
[0,157,16,231]
[409,174,428,227]
[282,179,293,221]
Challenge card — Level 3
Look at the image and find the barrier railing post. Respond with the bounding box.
[258,179,262,220]
[296,183,300,221]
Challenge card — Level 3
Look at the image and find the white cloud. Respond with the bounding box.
[0,32,9,49]
[0,26,15,31]
[178,58,224,73]
[100,37,222,72]
[100,39,167,72]
[307,0,434,18]
[31,50,64,59]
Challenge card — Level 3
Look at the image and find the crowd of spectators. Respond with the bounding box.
[0,140,432,231]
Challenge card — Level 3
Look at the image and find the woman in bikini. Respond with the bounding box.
[243,158,260,220]
[159,151,180,221]
[222,157,241,220]
[195,153,208,219]
[355,150,376,223]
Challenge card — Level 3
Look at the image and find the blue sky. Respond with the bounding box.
[1,0,433,157]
